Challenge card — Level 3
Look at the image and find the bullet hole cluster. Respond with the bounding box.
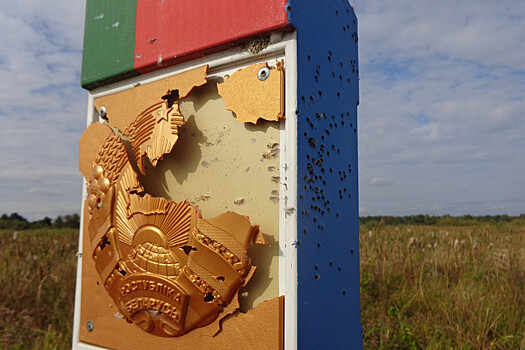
[297,1,359,298]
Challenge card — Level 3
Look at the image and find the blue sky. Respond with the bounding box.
[0,1,524,220]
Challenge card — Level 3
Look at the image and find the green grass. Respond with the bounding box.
[361,221,525,349]
[0,229,78,349]
[1,221,524,349]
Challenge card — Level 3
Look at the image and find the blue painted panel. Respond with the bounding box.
[288,1,362,348]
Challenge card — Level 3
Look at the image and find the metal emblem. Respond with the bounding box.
[80,73,260,336]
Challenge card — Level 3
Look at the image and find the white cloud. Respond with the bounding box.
[353,0,525,215]
[0,0,524,220]
[0,1,86,220]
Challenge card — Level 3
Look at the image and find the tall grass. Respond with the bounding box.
[361,221,525,349]
[0,229,78,349]
[1,221,523,349]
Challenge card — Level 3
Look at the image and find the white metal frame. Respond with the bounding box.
[72,32,298,350]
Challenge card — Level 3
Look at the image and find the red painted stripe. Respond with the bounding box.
[134,0,289,74]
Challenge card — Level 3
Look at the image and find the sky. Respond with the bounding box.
[0,1,523,221]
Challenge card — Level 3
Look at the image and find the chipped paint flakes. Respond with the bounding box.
[234,198,245,205]
[217,62,284,124]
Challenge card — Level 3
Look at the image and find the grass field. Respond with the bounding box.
[0,220,523,349]
[0,229,77,349]
[361,220,525,349]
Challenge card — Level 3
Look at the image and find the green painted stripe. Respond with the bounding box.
[81,0,138,89]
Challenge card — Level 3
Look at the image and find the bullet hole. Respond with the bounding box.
[317,243,322,248]
[301,96,306,102]
[216,276,225,282]
[299,195,304,200]
[337,92,341,98]
[332,71,336,77]
[315,274,320,280]
[335,10,338,15]
[181,245,197,255]
[296,241,302,247]
[318,90,323,96]
[342,290,347,296]
[296,109,301,115]
[162,89,180,108]
[350,249,354,254]
[100,236,110,250]
[328,56,332,62]
[304,229,308,234]
[336,213,340,218]
[329,261,333,266]
[339,75,343,81]
[310,96,315,102]
[340,62,344,68]
[315,75,319,82]
[338,267,342,271]
[307,55,311,61]
[204,293,214,302]
[287,5,292,11]
[315,265,319,270]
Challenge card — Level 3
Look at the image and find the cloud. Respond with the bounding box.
[0,0,524,220]
[369,177,392,186]
[352,0,525,215]
[0,1,86,220]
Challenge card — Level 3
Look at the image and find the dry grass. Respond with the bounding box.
[0,229,78,349]
[361,221,525,349]
[1,221,523,349]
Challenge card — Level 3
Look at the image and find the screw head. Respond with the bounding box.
[98,106,107,118]
[87,320,94,332]
[257,67,270,81]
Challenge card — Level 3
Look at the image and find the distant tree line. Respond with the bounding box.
[0,213,80,230]
[360,214,525,227]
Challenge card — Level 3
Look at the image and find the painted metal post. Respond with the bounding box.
[74,1,361,348]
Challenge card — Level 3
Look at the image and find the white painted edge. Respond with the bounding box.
[281,32,298,350]
[72,96,108,350]
[72,32,298,350]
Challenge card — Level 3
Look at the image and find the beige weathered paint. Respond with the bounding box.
[140,80,280,310]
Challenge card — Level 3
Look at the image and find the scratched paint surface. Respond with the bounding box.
[288,0,363,347]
